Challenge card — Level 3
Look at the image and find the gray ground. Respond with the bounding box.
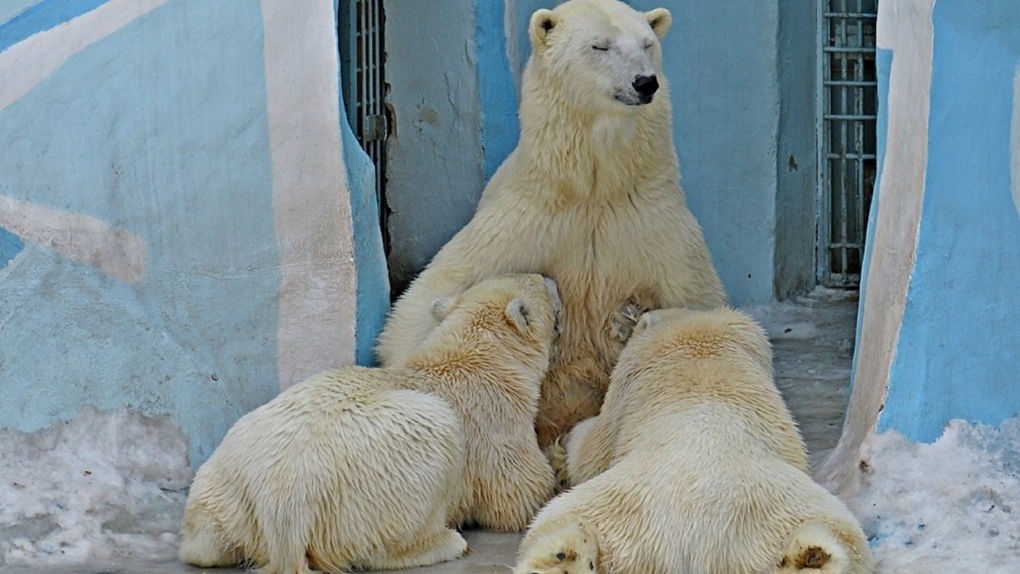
[2,289,858,574]
[746,287,859,468]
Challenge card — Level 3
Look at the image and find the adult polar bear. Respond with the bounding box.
[377,0,727,445]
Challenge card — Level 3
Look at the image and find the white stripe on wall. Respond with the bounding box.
[0,0,168,111]
[0,195,147,282]
[260,0,358,390]
[817,0,935,495]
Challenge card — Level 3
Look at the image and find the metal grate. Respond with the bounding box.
[818,0,878,288]
[339,0,389,251]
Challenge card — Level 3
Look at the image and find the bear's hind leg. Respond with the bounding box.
[178,512,240,568]
[257,548,313,574]
[367,528,468,570]
[476,444,557,531]
[255,496,315,574]
[775,520,870,574]
[516,518,600,574]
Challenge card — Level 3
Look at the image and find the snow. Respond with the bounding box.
[850,417,1020,572]
[0,407,192,569]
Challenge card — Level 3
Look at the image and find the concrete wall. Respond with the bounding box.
[383,0,484,293]
[0,0,388,467]
[658,0,780,305]
[384,0,818,305]
[819,0,1020,493]
[775,0,819,299]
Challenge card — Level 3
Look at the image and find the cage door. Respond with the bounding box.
[818,0,878,288]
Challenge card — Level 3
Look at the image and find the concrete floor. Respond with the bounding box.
[1,289,858,574]
[746,288,859,468]
[11,530,524,574]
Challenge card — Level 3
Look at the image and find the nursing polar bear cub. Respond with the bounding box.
[376,0,727,447]
[179,274,560,574]
[517,308,875,574]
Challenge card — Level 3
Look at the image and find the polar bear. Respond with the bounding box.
[376,0,727,447]
[515,308,875,574]
[179,274,561,574]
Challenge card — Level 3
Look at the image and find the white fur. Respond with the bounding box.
[528,0,670,109]
[180,274,560,573]
[376,0,726,447]
[517,308,875,574]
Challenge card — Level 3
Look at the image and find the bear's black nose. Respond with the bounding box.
[632,74,659,100]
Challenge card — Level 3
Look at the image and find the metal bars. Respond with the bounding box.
[339,0,388,249]
[818,0,878,288]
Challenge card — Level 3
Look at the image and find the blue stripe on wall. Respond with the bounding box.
[0,0,110,53]
[335,0,390,366]
[474,0,520,181]
[0,1,44,28]
[0,227,24,267]
[342,108,390,366]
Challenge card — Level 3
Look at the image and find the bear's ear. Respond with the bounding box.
[505,298,531,332]
[430,296,457,322]
[530,9,559,52]
[645,8,672,40]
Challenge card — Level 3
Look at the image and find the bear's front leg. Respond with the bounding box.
[474,440,557,531]
[610,297,649,344]
[365,528,468,571]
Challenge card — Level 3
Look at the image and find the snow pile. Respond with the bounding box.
[0,407,192,568]
[851,417,1020,573]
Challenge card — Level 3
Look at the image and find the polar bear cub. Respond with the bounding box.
[179,274,561,574]
[516,308,875,574]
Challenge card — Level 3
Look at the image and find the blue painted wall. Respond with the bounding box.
[0,0,106,51]
[774,0,819,299]
[0,0,45,27]
[474,0,520,182]
[383,0,484,292]
[653,0,781,305]
[0,1,279,466]
[341,81,390,366]
[335,0,389,360]
[879,1,1020,441]
[0,0,391,467]
[0,228,22,266]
